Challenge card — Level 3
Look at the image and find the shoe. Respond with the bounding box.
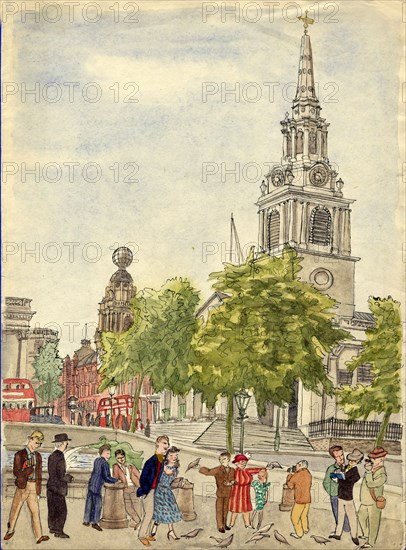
[245,524,255,529]
[147,536,156,541]
[55,533,70,539]
[167,530,180,540]
[359,536,368,539]
[83,522,90,526]
[360,544,372,549]
[139,539,151,547]
[3,532,14,541]
[352,537,360,546]
[290,533,302,539]
[150,522,159,537]
[329,535,341,540]
[37,536,50,544]
[225,525,231,531]
[92,524,103,532]
[304,530,309,535]
[218,528,226,533]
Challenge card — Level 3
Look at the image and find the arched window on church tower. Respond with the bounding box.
[267,211,280,251]
[309,130,317,154]
[309,206,332,246]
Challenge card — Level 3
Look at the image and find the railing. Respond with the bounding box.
[308,417,403,441]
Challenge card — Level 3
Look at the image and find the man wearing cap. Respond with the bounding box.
[358,447,388,549]
[3,430,50,544]
[47,433,74,539]
[329,448,363,546]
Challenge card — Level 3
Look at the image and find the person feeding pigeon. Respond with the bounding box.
[199,451,235,533]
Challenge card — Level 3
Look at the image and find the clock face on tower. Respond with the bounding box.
[271,168,284,186]
[309,163,328,187]
[310,268,334,291]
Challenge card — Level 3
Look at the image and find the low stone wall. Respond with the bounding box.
[309,436,401,455]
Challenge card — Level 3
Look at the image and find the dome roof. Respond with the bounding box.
[112,247,133,269]
[110,269,133,283]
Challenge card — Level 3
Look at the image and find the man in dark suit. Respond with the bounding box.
[47,433,74,538]
[136,435,170,547]
[3,430,50,544]
[83,444,118,531]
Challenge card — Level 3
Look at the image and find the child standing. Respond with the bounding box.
[251,469,270,529]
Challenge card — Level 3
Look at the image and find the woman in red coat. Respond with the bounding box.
[229,454,264,528]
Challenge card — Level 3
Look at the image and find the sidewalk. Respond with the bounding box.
[2,493,404,550]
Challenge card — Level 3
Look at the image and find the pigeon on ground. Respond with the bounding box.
[257,523,274,534]
[181,528,203,539]
[185,457,201,472]
[245,533,270,543]
[210,536,224,544]
[211,534,234,547]
[274,530,290,545]
[266,461,284,469]
[311,535,331,545]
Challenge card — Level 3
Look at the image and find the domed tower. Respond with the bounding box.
[94,247,136,350]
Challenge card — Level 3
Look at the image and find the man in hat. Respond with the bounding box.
[3,430,50,544]
[47,433,74,538]
[329,448,363,546]
[358,447,388,549]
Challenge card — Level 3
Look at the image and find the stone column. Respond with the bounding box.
[300,202,309,247]
[290,127,297,160]
[279,203,286,246]
[316,127,322,159]
[282,130,288,160]
[342,209,351,255]
[337,208,344,254]
[303,126,310,161]
[322,130,328,158]
[332,207,340,254]
[100,482,128,529]
[258,209,265,251]
[170,393,178,419]
[185,389,194,419]
[288,200,295,243]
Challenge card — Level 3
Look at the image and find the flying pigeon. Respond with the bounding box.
[211,534,234,548]
[274,530,290,545]
[266,461,284,469]
[311,535,332,545]
[257,523,274,534]
[181,528,203,539]
[185,457,201,472]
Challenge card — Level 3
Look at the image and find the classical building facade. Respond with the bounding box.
[1,297,58,385]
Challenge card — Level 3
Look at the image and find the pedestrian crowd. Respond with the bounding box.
[3,432,388,549]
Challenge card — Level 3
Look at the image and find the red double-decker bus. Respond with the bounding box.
[2,378,36,422]
[97,395,143,431]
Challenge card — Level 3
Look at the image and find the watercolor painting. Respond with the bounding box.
[1,1,404,549]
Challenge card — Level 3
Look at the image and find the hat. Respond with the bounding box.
[30,430,44,441]
[368,447,388,459]
[232,454,250,463]
[346,449,364,462]
[52,433,71,443]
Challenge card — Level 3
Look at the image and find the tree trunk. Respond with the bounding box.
[226,394,234,454]
[129,375,144,433]
[376,410,391,447]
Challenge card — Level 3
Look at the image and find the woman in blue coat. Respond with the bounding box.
[153,446,182,540]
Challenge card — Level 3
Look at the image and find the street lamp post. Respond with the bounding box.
[235,390,252,454]
[274,407,281,452]
[67,395,78,425]
[107,379,117,429]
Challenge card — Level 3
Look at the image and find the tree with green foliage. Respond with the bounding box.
[191,247,351,453]
[337,296,402,446]
[33,340,64,405]
[99,278,200,432]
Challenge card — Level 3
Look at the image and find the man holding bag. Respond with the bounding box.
[358,447,388,549]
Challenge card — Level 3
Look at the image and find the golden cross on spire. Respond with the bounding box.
[298,10,314,34]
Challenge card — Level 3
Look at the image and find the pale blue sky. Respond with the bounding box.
[2,1,404,355]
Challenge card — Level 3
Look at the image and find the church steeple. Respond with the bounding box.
[256,21,359,319]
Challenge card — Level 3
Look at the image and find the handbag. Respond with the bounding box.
[369,488,386,509]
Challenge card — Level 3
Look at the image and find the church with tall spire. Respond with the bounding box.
[257,20,357,320]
